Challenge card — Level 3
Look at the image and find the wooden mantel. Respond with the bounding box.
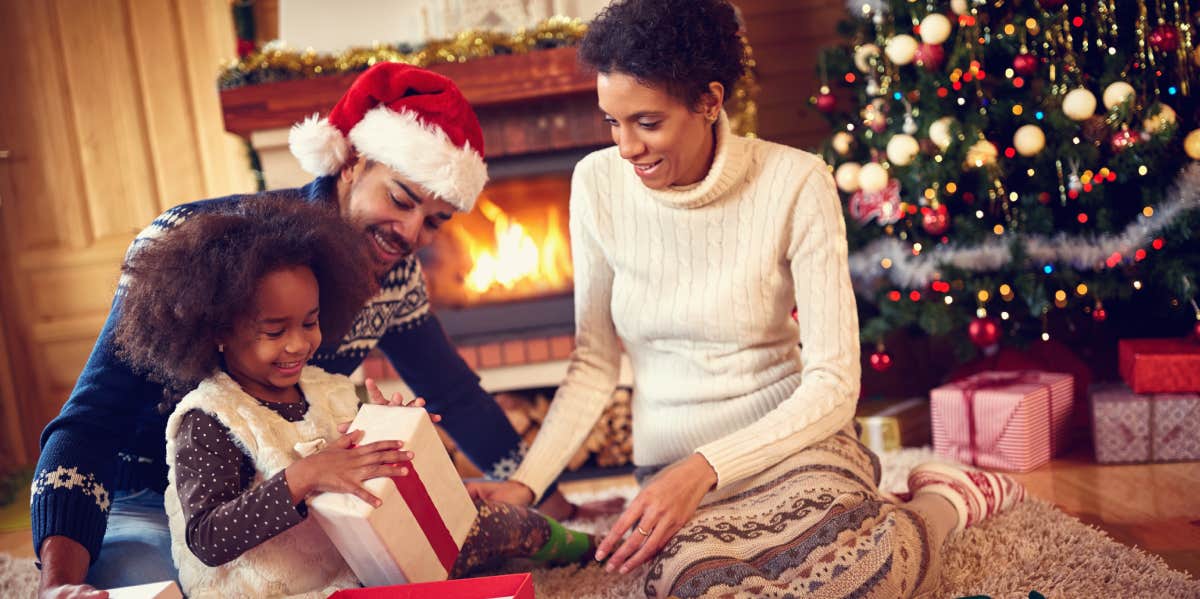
[219,46,611,162]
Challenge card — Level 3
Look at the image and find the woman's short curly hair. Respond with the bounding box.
[579,0,745,109]
[114,193,376,396]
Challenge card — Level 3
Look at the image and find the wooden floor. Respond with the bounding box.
[2,455,1197,579]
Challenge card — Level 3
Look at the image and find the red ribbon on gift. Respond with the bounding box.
[391,466,459,574]
[956,370,1052,466]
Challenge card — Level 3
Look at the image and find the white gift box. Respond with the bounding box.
[105,581,182,599]
[309,404,478,587]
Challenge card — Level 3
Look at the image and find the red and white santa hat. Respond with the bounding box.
[288,62,487,213]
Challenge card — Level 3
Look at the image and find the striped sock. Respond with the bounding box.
[529,514,595,564]
[907,462,1026,535]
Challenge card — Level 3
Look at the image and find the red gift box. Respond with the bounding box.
[327,573,535,599]
[931,370,1074,472]
[1118,338,1200,394]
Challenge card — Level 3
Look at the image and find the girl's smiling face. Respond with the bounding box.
[219,265,322,403]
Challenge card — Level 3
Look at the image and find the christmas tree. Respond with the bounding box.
[815,0,1200,366]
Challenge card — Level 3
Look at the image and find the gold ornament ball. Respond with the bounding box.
[886,134,921,166]
[832,131,854,156]
[885,35,919,66]
[928,116,956,151]
[835,162,863,192]
[1185,129,1200,161]
[920,14,953,45]
[964,140,998,168]
[1063,88,1097,121]
[1102,81,1136,110]
[858,162,890,193]
[1143,103,1177,134]
[854,44,881,73]
[1013,124,1046,157]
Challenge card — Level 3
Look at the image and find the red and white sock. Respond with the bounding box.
[907,462,1026,535]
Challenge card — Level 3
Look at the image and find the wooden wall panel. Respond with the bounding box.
[0,0,256,464]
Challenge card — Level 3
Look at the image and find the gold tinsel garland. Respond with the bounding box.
[219,17,759,137]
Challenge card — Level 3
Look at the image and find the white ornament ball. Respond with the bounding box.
[858,162,890,193]
[854,44,881,73]
[835,162,863,192]
[928,116,956,151]
[1102,81,1136,110]
[832,131,854,156]
[1184,129,1200,160]
[886,134,921,166]
[885,35,919,66]
[964,140,998,168]
[920,14,953,45]
[1062,88,1097,121]
[951,0,970,15]
[1013,124,1046,157]
[1143,104,1177,133]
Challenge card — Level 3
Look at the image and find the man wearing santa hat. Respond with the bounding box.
[32,63,599,597]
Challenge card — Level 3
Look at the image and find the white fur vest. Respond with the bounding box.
[164,367,361,598]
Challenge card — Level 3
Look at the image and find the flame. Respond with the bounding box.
[460,197,572,296]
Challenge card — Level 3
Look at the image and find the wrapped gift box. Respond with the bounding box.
[105,582,182,599]
[311,405,478,587]
[855,397,931,453]
[1118,338,1200,394]
[1091,383,1200,463]
[327,573,535,599]
[931,371,1074,472]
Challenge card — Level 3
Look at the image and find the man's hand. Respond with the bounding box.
[38,536,108,599]
[595,453,717,574]
[466,480,535,506]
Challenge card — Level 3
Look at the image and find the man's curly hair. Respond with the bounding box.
[114,194,376,397]
[579,0,745,110]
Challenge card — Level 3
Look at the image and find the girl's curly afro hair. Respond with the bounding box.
[114,193,376,396]
[579,0,745,109]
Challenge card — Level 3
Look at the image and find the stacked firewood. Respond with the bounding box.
[437,388,634,478]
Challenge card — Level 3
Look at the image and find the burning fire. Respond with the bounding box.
[457,197,572,297]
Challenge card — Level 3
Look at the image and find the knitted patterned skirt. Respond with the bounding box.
[642,425,938,599]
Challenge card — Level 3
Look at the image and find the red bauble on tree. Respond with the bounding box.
[815,92,837,113]
[869,348,894,372]
[921,204,950,235]
[915,43,945,71]
[1012,53,1038,76]
[968,316,1002,348]
[1149,25,1181,53]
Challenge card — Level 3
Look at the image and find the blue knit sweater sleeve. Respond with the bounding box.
[31,295,151,563]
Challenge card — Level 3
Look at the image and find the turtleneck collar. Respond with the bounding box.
[643,110,752,210]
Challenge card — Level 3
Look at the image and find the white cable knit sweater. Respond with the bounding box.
[511,114,861,500]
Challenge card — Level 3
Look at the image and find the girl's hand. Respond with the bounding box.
[596,453,717,574]
[465,480,536,506]
[337,378,443,434]
[285,429,413,507]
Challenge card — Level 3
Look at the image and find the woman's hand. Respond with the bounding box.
[337,378,442,435]
[596,453,717,574]
[465,479,536,506]
[285,429,413,507]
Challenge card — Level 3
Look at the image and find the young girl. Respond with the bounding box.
[114,196,593,598]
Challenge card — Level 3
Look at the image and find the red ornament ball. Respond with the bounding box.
[968,316,1002,348]
[1110,129,1138,152]
[1092,307,1107,322]
[1149,24,1181,53]
[816,93,837,113]
[236,38,256,58]
[1012,54,1038,76]
[869,350,894,372]
[915,43,946,71]
[921,204,951,236]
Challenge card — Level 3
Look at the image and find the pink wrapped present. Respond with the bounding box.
[931,370,1074,472]
[1091,383,1200,463]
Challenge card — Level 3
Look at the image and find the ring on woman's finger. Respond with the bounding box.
[636,525,652,536]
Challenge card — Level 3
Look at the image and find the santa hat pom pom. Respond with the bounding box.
[288,114,350,176]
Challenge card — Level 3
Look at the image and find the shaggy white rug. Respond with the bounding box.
[2,448,1196,598]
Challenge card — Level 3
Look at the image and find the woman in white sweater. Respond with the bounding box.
[475,1,1027,596]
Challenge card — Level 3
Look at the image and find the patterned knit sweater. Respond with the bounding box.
[32,178,524,563]
[511,114,862,499]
